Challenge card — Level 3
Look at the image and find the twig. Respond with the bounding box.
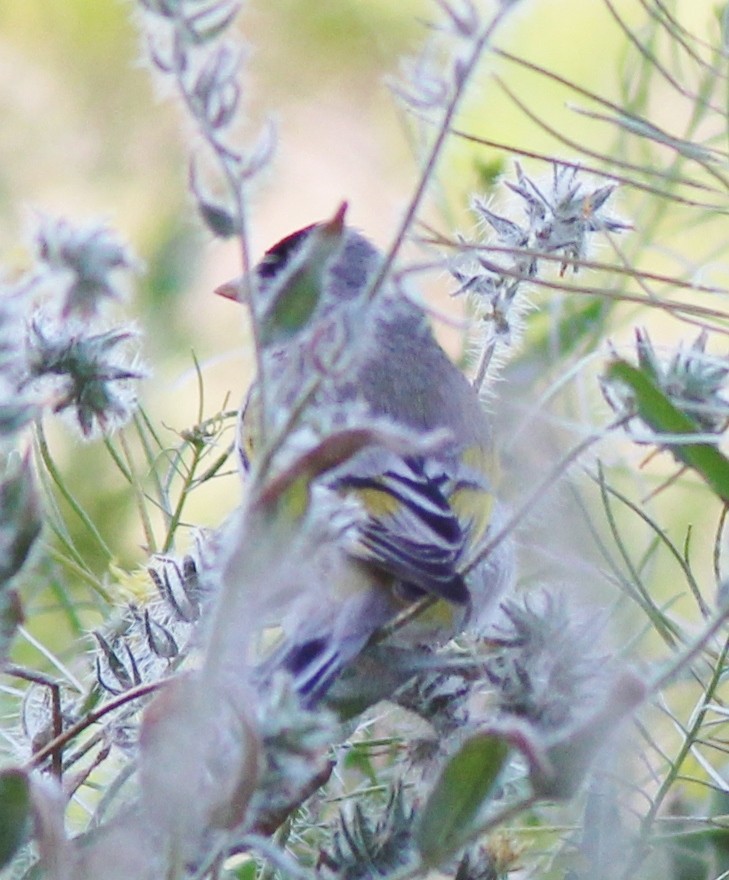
[24,679,164,771]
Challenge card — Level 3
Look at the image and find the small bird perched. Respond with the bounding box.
[219,205,514,706]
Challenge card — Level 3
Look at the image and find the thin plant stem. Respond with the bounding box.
[24,679,164,771]
[623,626,729,878]
[464,417,629,577]
[365,4,517,305]
[118,429,158,554]
[17,626,85,693]
[133,412,168,515]
[45,544,111,603]
[162,434,207,552]
[449,126,728,210]
[35,421,114,563]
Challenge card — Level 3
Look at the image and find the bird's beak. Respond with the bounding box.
[214,277,243,302]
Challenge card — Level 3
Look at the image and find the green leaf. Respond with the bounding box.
[342,740,378,784]
[415,732,509,866]
[226,859,258,880]
[0,768,31,869]
[607,359,729,504]
[197,199,238,239]
[260,203,346,346]
[473,155,505,190]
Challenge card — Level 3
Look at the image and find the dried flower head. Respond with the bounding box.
[0,288,38,436]
[0,382,38,438]
[147,552,205,624]
[0,285,30,378]
[322,785,416,880]
[393,657,473,736]
[35,216,138,318]
[24,319,146,438]
[451,163,628,391]
[471,163,628,280]
[93,543,213,700]
[605,328,729,436]
[484,592,608,732]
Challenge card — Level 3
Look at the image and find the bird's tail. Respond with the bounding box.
[253,584,397,707]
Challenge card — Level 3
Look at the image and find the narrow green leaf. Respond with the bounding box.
[260,202,346,346]
[0,768,31,869]
[197,199,238,238]
[607,359,729,504]
[0,451,42,585]
[416,732,509,865]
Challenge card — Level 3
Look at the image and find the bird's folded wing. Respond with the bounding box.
[333,457,473,603]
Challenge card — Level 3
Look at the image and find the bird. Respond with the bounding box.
[218,205,514,707]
